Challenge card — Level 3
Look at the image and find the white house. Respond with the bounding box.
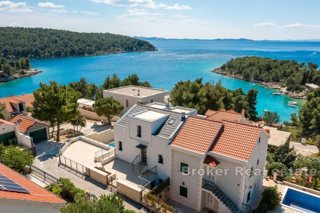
[113,103,197,182]
[103,86,169,114]
[170,116,269,213]
[0,163,65,213]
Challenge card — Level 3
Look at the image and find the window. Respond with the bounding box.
[180,186,188,198]
[118,141,123,151]
[257,159,259,166]
[247,190,251,202]
[150,99,154,103]
[258,137,261,143]
[158,155,163,164]
[137,125,142,137]
[180,162,189,174]
[125,100,129,108]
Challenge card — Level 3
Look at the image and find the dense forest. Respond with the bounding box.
[0,27,156,59]
[0,57,30,76]
[216,56,320,92]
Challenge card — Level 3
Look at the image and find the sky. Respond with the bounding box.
[0,0,320,40]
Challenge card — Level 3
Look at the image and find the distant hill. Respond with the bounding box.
[0,27,156,59]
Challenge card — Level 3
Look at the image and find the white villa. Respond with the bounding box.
[113,103,269,213]
[103,85,169,114]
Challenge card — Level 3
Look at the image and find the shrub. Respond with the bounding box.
[261,187,281,211]
[267,162,288,177]
[46,178,85,203]
[0,145,34,172]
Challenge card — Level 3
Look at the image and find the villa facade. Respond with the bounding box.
[113,103,269,213]
[114,102,197,182]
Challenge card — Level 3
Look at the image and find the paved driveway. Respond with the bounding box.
[33,140,146,212]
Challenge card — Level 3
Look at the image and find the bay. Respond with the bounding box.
[1,38,320,121]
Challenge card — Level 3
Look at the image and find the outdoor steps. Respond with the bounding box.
[132,162,147,174]
[203,181,243,213]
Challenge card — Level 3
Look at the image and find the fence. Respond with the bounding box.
[30,165,58,185]
[59,155,87,175]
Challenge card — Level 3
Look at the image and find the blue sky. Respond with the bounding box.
[0,0,320,40]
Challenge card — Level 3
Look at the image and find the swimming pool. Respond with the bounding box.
[108,141,115,148]
[282,187,320,213]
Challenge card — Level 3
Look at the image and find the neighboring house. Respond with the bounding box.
[10,115,49,143]
[305,83,319,90]
[205,109,248,123]
[170,117,269,213]
[103,86,169,114]
[0,119,17,145]
[263,126,291,148]
[114,102,197,181]
[0,94,34,119]
[0,163,65,213]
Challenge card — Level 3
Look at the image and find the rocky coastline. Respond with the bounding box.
[213,68,307,99]
[0,69,42,83]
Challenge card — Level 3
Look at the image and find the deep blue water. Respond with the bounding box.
[1,39,320,121]
[282,188,320,213]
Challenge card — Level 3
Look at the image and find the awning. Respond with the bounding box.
[136,144,147,149]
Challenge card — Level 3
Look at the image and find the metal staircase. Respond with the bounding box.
[131,154,147,174]
[202,180,243,213]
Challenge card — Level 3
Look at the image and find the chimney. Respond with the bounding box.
[181,112,186,122]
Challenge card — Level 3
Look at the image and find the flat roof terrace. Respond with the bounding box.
[133,110,168,122]
[61,136,111,168]
[104,86,168,98]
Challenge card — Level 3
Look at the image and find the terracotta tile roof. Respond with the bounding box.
[9,115,41,133]
[205,109,245,122]
[204,156,220,167]
[171,116,223,154]
[0,94,34,113]
[210,121,262,161]
[0,163,64,204]
[171,116,262,161]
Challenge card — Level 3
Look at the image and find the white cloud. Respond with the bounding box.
[38,2,64,9]
[280,23,320,29]
[0,1,31,12]
[253,22,277,27]
[91,0,191,10]
[253,22,320,29]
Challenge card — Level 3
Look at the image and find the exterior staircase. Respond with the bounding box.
[202,180,243,213]
[131,155,147,174]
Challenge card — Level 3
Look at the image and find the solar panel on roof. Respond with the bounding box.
[0,173,29,194]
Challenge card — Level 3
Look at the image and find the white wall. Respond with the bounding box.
[114,119,171,181]
[128,117,152,143]
[149,135,170,180]
[170,147,204,212]
[0,123,15,134]
[17,133,33,148]
[0,199,63,213]
[241,131,269,208]
[212,156,243,208]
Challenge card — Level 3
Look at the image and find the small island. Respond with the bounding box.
[213,56,320,99]
[0,57,41,82]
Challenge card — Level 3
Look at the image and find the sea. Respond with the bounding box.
[1,38,320,121]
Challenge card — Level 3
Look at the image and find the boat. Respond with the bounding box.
[288,101,298,107]
[272,92,281,95]
[288,101,298,105]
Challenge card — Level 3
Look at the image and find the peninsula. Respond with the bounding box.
[213,56,320,99]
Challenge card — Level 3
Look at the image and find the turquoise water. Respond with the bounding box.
[1,39,320,121]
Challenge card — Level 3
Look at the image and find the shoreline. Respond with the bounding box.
[212,68,307,99]
[0,69,42,83]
